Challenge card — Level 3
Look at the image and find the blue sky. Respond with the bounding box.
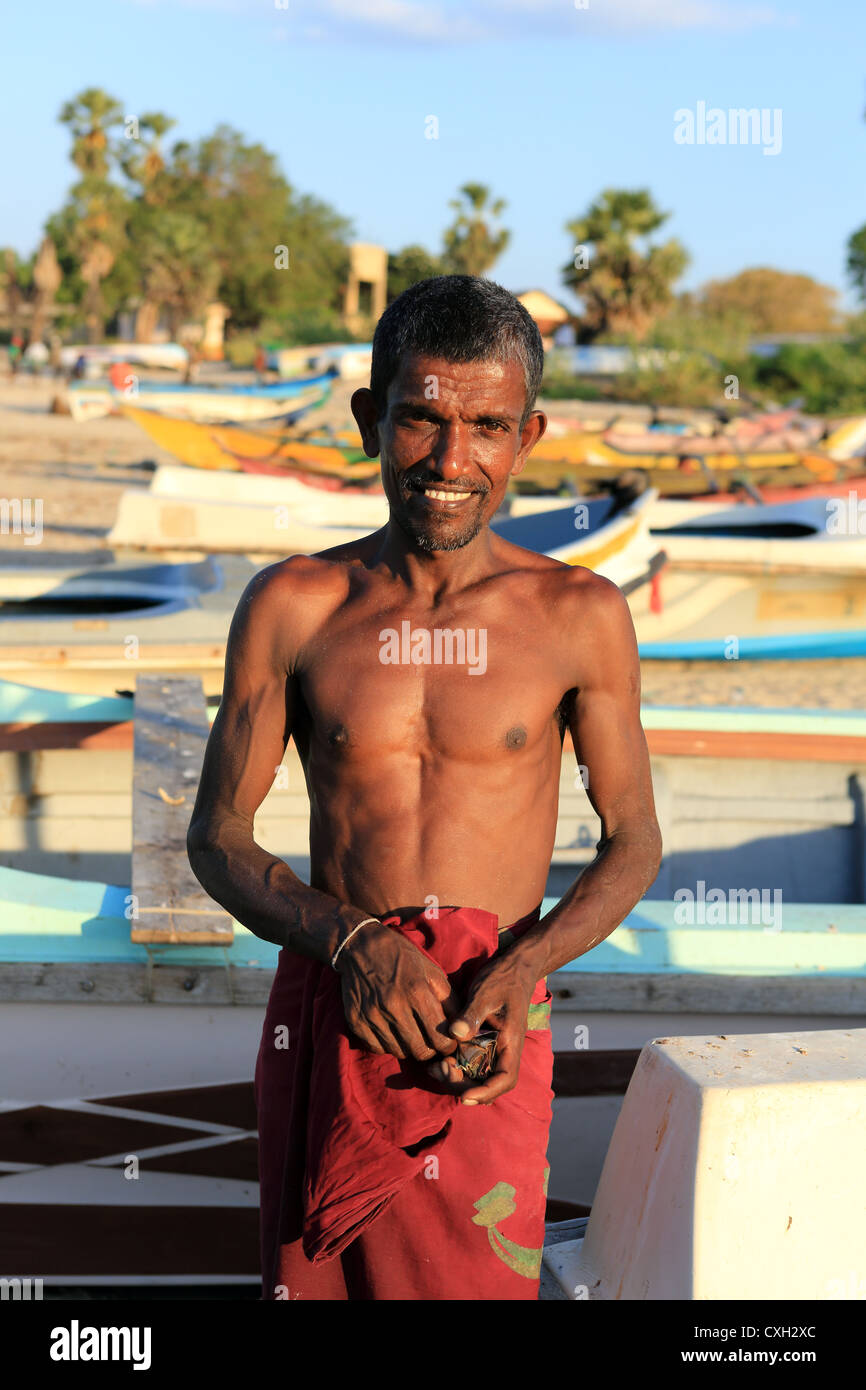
[3,0,865,310]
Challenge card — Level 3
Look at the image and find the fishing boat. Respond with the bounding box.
[669,473,866,507]
[106,465,608,554]
[266,342,373,380]
[0,550,258,697]
[67,369,337,423]
[517,449,859,499]
[0,490,662,696]
[647,494,866,574]
[106,382,330,428]
[119,406,373,477]
[632,563,866,658]
[1,680,863,1282]
[59,342,188,374]
[5,684,866,904]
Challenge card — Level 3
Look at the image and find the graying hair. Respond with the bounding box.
[370,275,544,428]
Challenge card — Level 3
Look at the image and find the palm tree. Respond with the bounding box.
[59,88,126,342]
[28,238,63,346]
[118,112,176,201]
[137,211,220,340]
[442,183,510,277]
[563,189,689,342]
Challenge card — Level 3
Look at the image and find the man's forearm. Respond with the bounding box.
[509,821,662,980]
[187,815,371,966]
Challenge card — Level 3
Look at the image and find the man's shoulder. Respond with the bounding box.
[247,551,355,605]
[538,556,630,614]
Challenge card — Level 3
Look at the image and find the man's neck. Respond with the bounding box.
[369,520,500,601]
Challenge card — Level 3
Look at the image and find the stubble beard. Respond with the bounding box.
[390,497,487,553]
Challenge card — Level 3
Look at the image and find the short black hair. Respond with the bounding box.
[370,275,544,428]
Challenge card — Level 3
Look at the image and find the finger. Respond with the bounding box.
[413,991,459,1053]
[449,988,503,1041]
[390,1011,439,1064]
[368,1016,406,1060]
[413,1008,458,1057]
[429,976,461,1021]
[424,1053,471,1089]
[461,1031,523,1106]
[349,1019,385,1055]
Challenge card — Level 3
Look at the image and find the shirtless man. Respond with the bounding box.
[187,276,662,1301]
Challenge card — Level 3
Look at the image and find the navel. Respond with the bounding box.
[505,725,527,750]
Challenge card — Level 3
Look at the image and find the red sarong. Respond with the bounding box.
[254,904,553,1301]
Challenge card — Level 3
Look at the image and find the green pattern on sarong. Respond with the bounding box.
[526,999,551,1030]
[472,1182,544,1279]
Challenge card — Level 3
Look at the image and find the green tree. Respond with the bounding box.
[58,88,128,341]
[28,237,63,346]
[563,188,688,343]
[441,183,510,277]
[134,211,220,339]
[117,111,177,199]
[698,267,840,335]
[847,226,866,305]
[387,244,444,302]
[156,126,353,332]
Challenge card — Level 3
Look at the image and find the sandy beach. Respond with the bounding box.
[2,373,866,710]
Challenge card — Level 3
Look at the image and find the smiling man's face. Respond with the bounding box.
[354,354,545,553]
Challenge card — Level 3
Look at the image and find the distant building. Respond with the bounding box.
[515,289,574,347]
[344,243,388,335]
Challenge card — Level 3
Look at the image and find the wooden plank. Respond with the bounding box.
[0,1204,259,1281]
[547,969,866,1014]
[0,721,132,751]
[7,717,866,765]
[0,960,863,1012]
[131,675,232,946]
[646,728,866,764]
[0,643,225,670]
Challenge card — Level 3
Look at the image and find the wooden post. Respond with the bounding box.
[131,675,233,945]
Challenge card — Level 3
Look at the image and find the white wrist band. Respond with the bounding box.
[331,917,380,971]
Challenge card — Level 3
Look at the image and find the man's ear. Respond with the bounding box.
[511,409,547,478]
[350,387,382,458]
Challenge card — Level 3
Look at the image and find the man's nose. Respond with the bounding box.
[430,422,467,479]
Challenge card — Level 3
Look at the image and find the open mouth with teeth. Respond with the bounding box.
[405,479,482,504]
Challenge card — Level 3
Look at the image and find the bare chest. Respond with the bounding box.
[296,604,569,766]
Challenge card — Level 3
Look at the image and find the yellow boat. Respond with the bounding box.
[122,406,372,478]
[530,431,828,473]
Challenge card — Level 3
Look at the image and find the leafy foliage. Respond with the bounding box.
[696,267,840,335]
[441,183,510,277]
[563,189,688,343]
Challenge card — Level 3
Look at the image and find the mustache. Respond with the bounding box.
[402,471,490,495]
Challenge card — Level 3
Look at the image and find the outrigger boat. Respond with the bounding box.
[648,494,866,574]
[107,464,631,557]
[519,445,859,498]
[68,370,336,424]
[120,406,375,478]
[0,489,662,696]
[101,382,330,428]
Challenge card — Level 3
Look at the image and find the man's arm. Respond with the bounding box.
[445,573,662,1103]
[516,573,663,975]
[186,562,364,964]
[187,559,459,1063]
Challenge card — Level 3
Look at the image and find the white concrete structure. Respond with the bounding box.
[544,1028,866,1300]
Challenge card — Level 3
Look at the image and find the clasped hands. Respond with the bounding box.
[337,920,538,1106]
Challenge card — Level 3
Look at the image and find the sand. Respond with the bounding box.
[2,370,865,711]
